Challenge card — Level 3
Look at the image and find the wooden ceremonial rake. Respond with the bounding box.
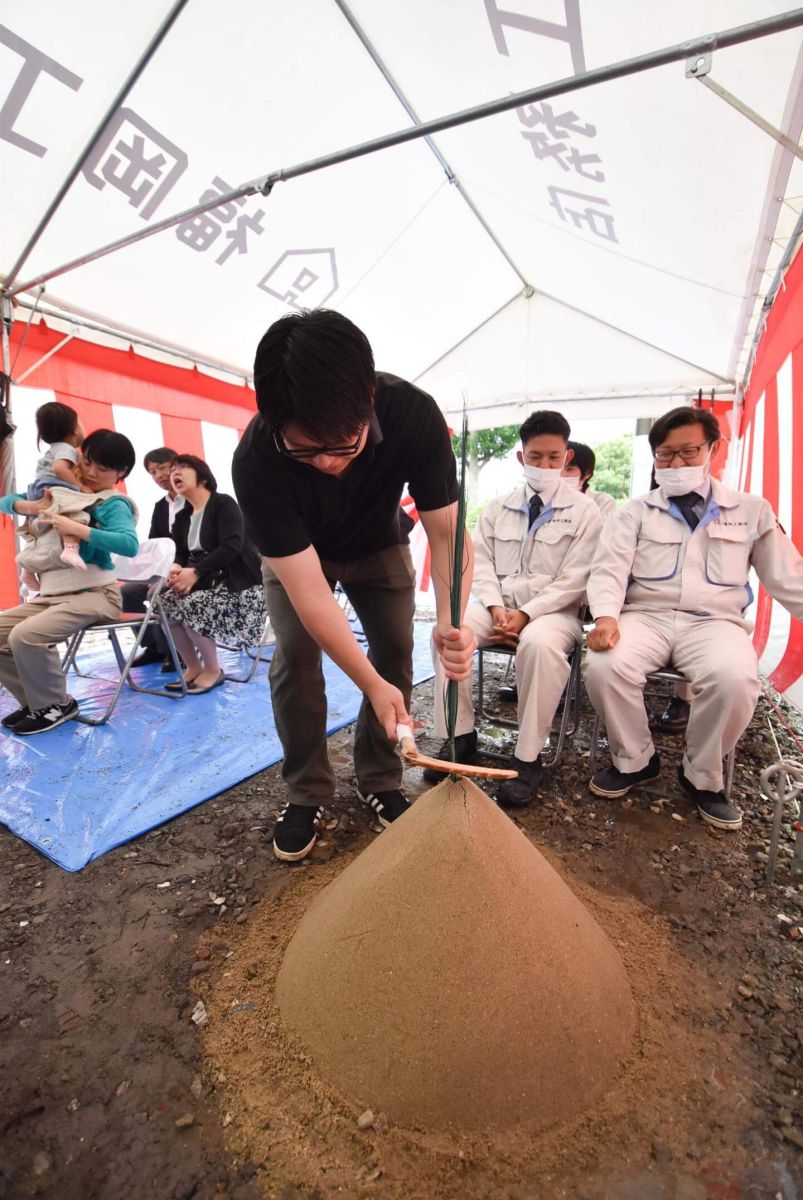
[397,724,518,781]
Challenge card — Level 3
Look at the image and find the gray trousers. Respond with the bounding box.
[0,586,121,710]
[262,544,416,807]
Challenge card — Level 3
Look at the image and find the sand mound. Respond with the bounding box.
[276,778,636,1134]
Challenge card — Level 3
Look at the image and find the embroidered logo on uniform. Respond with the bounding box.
[711,520,747,527]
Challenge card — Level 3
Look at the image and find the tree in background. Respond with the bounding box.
[591,434,633,502]
[451,425,520,508]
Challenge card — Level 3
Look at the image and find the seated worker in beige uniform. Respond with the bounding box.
[585,405,803,831]
[427,411,602,806]
[562,441,617,520]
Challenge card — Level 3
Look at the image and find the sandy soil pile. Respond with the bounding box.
[276,777,636,1134]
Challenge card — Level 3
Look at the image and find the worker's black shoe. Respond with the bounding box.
[422,731,478,782]
[1,705,30,730]
[589,751,661,798]
[358,789,411,828]
[677,767,742,831]
[498,683,518,703]
[131,647,163,668]
[650,696,690,734]
[495,755,544,808]
[273,803,323,861]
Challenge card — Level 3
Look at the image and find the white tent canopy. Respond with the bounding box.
[2,1,802,426]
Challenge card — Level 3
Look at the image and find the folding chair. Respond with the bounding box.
[62,537,187,725]
[475,640,583,769]
[219,616,274,684]
[588,666,736,798]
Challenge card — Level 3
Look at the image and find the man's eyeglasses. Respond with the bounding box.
[273,422,366,460]
[653,442,711,467]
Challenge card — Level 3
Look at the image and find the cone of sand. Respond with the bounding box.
[276,778,636,1134]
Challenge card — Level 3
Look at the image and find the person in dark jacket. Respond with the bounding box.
[126,446,185,669]
[160,454,266,694]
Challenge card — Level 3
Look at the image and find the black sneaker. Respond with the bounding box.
[650,696,691,734]
[496,755,544,808]
[677,767,742,831]
[357,789,411,828]
[589,751,661,798]
[14,698,79,736]
[273,803,323,862]
[422,730,478,782]
[498,684,518,702]
[1,705,30,730]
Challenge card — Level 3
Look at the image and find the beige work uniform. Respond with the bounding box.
[0,565,121,710]
[589,490,617,521]
[433,480,602,761]
[585,479,803,790]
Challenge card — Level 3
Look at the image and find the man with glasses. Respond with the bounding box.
[584,405,803,830]
[233,309,474,862]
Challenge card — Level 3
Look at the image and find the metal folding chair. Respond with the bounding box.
[475,640,583,769]
[62,537,187,725]
[588,666,736,797]
[219,616,274,684]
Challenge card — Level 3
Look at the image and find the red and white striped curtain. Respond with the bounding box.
[733,244,803,713]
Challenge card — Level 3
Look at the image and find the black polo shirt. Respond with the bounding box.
[232,372,457,562]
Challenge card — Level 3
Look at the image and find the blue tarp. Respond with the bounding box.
[0,621,435,871]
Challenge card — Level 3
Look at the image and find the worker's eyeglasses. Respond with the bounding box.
[273,422,366,460]
[653,442,711,467]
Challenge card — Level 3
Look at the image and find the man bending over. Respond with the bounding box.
[233,309,474,862]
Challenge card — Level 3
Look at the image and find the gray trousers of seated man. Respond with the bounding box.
[262,544,416,808]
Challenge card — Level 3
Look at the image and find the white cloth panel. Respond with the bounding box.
[200,422,239,500]
[111,404,166,538]
[9,386,56,496]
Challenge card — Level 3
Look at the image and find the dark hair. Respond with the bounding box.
[648,405,721,451]
[253,309,375,443]
[567,441,595,490]
[519,410,571,445]
[81,429,135,478]
[36,401,79,448]
[143,446,177,468]
[172,453,217,492]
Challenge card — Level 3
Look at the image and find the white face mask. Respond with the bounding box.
[522,455,566,496]
[654,452,711,498]
[561,475,582,490]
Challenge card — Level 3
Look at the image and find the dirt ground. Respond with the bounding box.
[1,658,801,1200]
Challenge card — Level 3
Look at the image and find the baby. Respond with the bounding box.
[18,402,88,589]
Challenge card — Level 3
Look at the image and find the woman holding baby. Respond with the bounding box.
[0,428,138,735]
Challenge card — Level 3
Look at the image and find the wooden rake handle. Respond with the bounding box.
[396,725,518,781]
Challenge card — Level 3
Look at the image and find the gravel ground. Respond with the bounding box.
[1,650,801,1200]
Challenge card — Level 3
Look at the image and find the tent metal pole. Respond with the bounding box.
[1,295,17,497]
[15,331,77,384]
[413,292,525,382]
[694,75,803,162]
[441,385,736,420]
[742,207,803,388]
[2,0,191,292]
[331,0,530,289]
[6,6,803,300]
[725,43,803,382]
[415,285,733,387]
[14,298,253,385]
